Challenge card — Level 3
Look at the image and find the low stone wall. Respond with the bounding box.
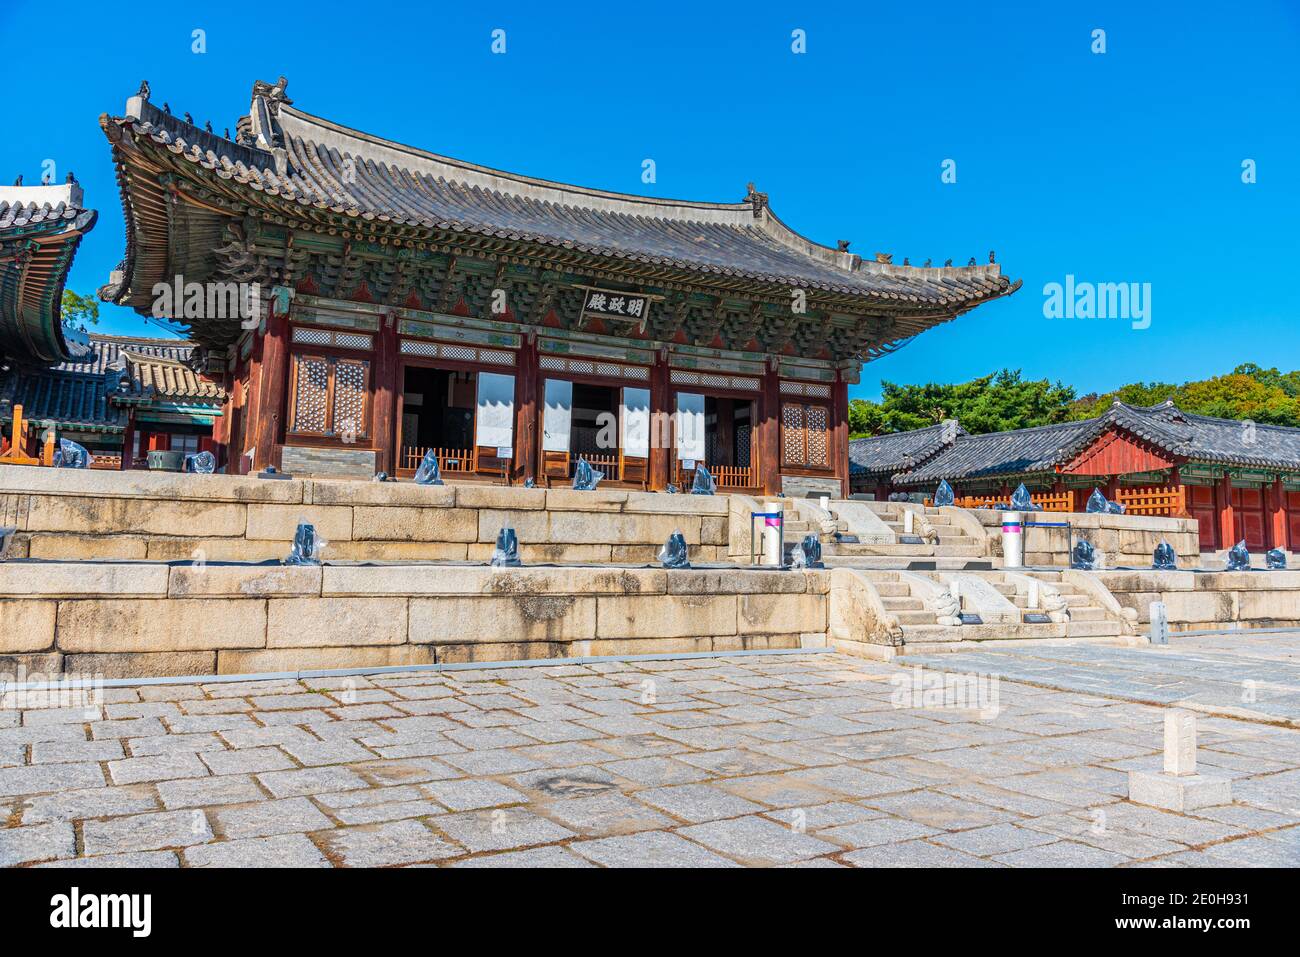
[1095,569,1300,631]
[0,561,830,678]
[957,507,1200,567]
[0,465,730,564]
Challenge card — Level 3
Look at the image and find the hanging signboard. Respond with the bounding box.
[581,288,653,330]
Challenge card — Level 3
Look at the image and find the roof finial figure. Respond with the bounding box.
[183,112,194,125]
[163,102,171,114]
[137,80,151,101]
[744,182,768,217]
[12,174,21,186]
[902,257,910,266]
[875,252,892,264]
[66,171,76,185]
[837,240,851,252]
[944,259,952,267]
[224,128,231,140]
[923,258,932,268]
[968,257,976,266]
[251,76,294,111]
[989,249,996,264]
[205,120,213,134]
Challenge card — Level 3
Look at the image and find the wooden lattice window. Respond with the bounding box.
[781,402,831,468]
[289,353,371,439]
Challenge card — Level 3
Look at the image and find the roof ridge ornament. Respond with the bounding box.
[744,182,768,218]
[251,76,293,113]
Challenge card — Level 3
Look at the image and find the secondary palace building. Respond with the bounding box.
[850,401,1300,553]
[95,78,1018,495]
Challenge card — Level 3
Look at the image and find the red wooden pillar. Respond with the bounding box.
[1217,472,1235,549]
[514,332,539,484]
[1268,475,1287,550]
[832,375,849,499]
[756,361,780,496]
[649,349,671,491]
[1105,475,1120,500]
[876,481,890,502]
[120,414,135,470]
[251,302,289,472]
[372,311,399,475]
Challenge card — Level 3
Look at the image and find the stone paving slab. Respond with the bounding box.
[1,649,1298,867]
[901,631,1300,726]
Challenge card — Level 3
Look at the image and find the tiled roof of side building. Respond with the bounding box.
[99,79,1020,326]
[848,420,965,478]
[0,367,127,432]
[892,418,1094,484]
[895,401,1300,485]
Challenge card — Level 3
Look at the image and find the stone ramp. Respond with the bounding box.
[899,631,1300,727]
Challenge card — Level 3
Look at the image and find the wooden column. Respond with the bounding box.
[120,414,135,470]
[649,350,671,490]
[251,303,289,472]
[832,376,849,499]
[757,362,780,496]
[1105,475,1120,501]
[372,311,399,475]
[1268,475,1287,550]
[514,333,539,483]
[1217,472,1235,549]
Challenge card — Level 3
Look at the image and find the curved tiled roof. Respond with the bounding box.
[0,334,224,433]
[0,182,97,365]
[894,401,1300,484]
[849,419,965,479]
[99,83,1019,325]
[0,367,126,432]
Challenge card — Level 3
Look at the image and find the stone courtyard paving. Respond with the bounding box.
[2,643,1299,868]
[901,628,1300,726]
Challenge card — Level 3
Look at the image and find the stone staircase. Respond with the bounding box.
[849,567,1130,653]
[823,501,989,567]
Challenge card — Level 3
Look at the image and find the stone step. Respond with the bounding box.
[934,542,985,557]
[826,556,1001,571]
[895,610,937,625]
[881,596,924,611]
[1063,606,1108,622]
[871,581,911,597]
[833,542,936,556]
[1062,619,1126,638]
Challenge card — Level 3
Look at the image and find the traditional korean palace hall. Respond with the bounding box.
[849,400,1300,553]
[83,78,1018,495]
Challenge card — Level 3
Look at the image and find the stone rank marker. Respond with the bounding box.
[1128,709,1231,812]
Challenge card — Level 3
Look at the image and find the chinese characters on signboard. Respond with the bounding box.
[582,288,651,329]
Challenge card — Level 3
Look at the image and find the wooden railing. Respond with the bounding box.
[677,463,756,490]
[399,446,476,474]
[583,454,620,482]
[1116,484,1187,516]
[937,492,1073,512]
[0,405,54,467]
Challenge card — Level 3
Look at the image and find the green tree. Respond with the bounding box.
[850,369,1075,437]
[60,289,99,327]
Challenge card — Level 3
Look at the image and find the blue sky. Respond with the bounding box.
[3,0,1297,401]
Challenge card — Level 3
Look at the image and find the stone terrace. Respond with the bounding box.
[1,645,1297,868]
